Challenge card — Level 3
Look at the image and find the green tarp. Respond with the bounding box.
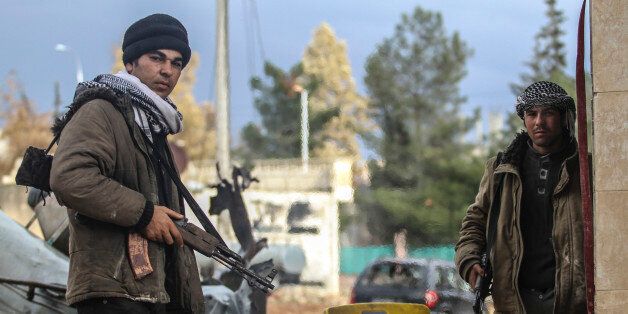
[340,245,455,275]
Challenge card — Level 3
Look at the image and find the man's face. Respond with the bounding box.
[524,106,564,153]
[125,49,183,98]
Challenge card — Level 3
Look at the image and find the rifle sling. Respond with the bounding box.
[46,133,60,153]
[140,132,226,246]
[486,153,505,274]
[487,176,505,261]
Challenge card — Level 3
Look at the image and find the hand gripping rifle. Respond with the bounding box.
[137,132,277,294]
[473,251,492,313]
[473,153,504,314]
[175,219,276,293]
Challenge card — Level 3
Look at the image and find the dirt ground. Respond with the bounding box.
[267,275,357,314]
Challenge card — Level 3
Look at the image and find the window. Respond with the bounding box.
[359,262,428,289]
[435,266,457,290]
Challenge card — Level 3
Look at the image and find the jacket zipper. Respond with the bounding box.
[550,160,571,312]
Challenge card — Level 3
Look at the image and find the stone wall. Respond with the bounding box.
[591,1,628,312]
[185,158,354,200]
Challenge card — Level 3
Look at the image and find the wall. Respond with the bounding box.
[591,1,628,312]
[184,157,353,294]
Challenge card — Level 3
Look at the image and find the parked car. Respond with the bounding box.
[350,258,474,314]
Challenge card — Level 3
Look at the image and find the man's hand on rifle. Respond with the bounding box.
[469,263,485,289]
[142,205,184,247]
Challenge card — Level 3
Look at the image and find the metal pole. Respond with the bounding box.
[53,81,61,119]
[74,55,84,83]
[300,89,309,173]
[215,0,231,179]
[576,2,594,313]
[54,44,83,84]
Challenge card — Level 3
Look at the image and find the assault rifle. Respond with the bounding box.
[175,219,277,294]
[473,252,491,313]
[136,131,277,294]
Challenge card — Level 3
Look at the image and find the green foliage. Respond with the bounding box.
[238,62,338,159]
[364,7,474,188]
[358,6,482,245]
[358,154,484,246]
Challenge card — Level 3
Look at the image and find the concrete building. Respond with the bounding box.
[184,158,354,294]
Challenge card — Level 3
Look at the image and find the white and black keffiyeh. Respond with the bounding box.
[77,71,183,141]
[515,81,576,137]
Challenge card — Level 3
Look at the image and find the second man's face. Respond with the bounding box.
[125,49,183,98]
[524,106,564,153]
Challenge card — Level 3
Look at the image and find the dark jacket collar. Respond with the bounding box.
[52,86,122,138]
[501,131,530,166]
[501,131,577,167]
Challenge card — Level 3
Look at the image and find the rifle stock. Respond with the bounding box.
[175,219,277,294]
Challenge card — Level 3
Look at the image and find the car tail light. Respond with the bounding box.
[424,290,439,309]
[349,288,356,304]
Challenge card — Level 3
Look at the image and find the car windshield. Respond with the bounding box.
[358,262,428,289]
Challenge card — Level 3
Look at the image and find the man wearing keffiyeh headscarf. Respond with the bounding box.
[50,14,205,313]
[455,81,586,313]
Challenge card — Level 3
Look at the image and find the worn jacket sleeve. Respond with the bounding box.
[50,100,146,227]
[455,156,497,282]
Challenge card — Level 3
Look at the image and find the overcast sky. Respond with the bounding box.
[1,0,586,145]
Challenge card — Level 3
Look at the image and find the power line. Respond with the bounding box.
[249,0,266,65]
[240,0,256,86]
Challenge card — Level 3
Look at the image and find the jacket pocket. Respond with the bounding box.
[68,249,128,293]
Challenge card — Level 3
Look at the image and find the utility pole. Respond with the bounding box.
[299,89,309,173]
[53,81,62,119]
[54,44,84,84]
[215,0,231,179]
[292,84,309,173]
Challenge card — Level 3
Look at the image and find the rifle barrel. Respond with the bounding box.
[175,220,276,293]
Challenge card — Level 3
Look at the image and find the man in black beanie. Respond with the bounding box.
[50,14,204,313]
[455,81,586,313]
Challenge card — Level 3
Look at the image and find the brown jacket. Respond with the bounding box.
[50,87,204,312]
[455,132,586,313]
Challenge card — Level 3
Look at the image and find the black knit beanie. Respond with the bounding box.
[122,14,191,68]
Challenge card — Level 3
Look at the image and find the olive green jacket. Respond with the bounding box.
[455,132,586,313]
[50,87,203,312]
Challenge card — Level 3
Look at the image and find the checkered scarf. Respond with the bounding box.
[515,81,576,137]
